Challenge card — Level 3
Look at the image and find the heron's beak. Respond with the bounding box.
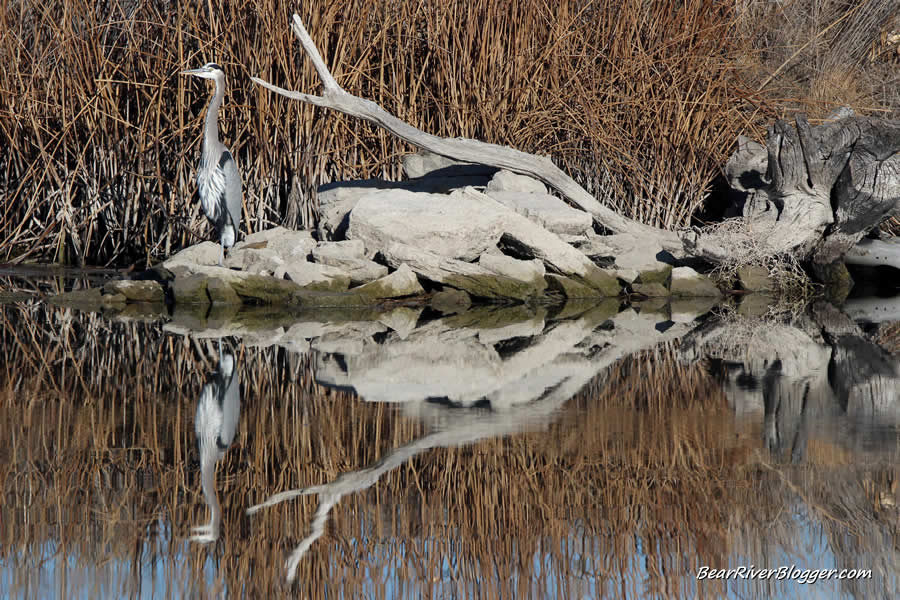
[181,68,204,76]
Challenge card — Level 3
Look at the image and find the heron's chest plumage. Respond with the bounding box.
[197,155,227,221]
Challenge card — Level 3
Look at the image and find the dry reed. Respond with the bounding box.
[0,0,800,267]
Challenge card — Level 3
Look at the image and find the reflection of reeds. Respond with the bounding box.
[1,304,897,598]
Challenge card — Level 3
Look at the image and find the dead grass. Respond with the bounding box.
[0,0,770,267]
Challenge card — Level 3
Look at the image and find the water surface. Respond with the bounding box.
[1,276,898,599]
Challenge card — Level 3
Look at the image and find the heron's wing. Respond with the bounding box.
[219,150,242,236]
[217,357,241,448]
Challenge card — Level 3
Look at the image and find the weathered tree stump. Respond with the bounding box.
[720,111,900,265]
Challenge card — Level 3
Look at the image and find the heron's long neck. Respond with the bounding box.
[200,450,222,523]
[203,78,224,159]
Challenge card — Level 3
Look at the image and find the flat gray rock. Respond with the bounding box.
[234,227,316,261]
[348,189,505,261]
[485,190,592,235]
[352,263,424,298]
[312,240,387,285]
[383,242,544,300]
[277,261,351,292]
[312,240,366,262]
[224,247,284,275]
[402,150,495,179]
[478,253,546,291]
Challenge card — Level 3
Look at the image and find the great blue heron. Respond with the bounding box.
[181,63,242,266]
[190,341,241,544]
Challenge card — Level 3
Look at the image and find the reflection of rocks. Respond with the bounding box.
[314,300,697,408]
[682,302,900,461]
[245,299,701,581]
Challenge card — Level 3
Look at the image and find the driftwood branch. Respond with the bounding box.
[252,14,684,254]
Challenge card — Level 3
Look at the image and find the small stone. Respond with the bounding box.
[670,266,722,298]
[280,262,351,292]
[103,280,165,303]
[353,264,425,299]
[207,277,241,305]
[312,240,367,262]
[632,282,670,297]
[312,241,388,285]
[737,265,774,292]
[430,288,472,314]
[486,170,547,194]
[224,247,284,274]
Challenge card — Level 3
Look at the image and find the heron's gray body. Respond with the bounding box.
[183,63,242,265]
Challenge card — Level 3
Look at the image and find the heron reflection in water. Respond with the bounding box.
[191,341,241,544]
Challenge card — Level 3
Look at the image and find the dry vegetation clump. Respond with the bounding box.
[1,0,764,266]
[699,218,818,300]
[873,321,900,354]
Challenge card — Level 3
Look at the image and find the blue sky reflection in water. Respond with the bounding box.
[0,294,898,599]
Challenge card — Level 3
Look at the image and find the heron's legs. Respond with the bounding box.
[218,240,225,267]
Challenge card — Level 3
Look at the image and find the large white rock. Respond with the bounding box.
[485,190,592,236]
[347,189,505,261]
[162,241,221,269]
[486,169,547,194]
[233,226,316,261]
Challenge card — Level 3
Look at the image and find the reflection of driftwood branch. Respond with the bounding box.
[246,383,580,582]
[251,14,683,255]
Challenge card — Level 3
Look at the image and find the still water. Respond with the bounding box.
[0,274,898,599]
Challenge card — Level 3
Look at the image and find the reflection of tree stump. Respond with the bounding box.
[722,112,900,265]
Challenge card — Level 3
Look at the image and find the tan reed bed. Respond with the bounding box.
[2,0,779,267]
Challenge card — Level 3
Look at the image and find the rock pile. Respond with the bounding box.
[52,152,723,310]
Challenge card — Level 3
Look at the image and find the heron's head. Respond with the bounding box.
[181,63,225,80]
